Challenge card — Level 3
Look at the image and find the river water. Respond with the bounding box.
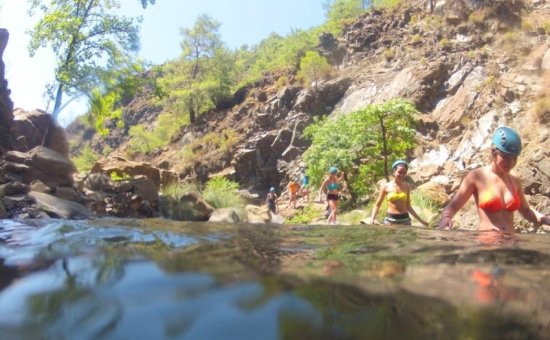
[0,218,549,339]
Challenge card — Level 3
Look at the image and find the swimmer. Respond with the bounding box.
[367,160,428,226]
[438,126,550,232]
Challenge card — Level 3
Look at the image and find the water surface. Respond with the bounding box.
[1,218,549,339]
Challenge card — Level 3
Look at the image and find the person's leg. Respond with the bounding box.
[328,199,337,223]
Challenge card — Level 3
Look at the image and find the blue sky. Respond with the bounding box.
[0,0,326,125]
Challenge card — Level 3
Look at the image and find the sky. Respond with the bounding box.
[0,0,326,126]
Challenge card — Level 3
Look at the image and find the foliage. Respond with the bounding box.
[297,51,333,90]
[286,205,323,224]
[177,129,239,163]
[126,112,185,155]
[27,0,142,119]
[159,181,201,221]
[534,96,550,123]
[542,20,550,34]
[202,177,245,210]
[303,99,418,199]
[110,171,131,181]
[71,145,99,172]
[87,88,123,136]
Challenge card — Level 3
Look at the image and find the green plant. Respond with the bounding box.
[411,34,422,45]
[275,76,289,89]
[110,172,131,181]
[297,51,332,90]
[468,11,485,25]
[534,96,550,123]
[159,181,201,221]
[303,98,418,199]
[383,48,395,60]
[71,145,99,173]
[439,38,450,49]
[286,205,323,224]
[541,20,550,34]
[202,177,245,209]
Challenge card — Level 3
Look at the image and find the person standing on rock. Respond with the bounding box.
[287,178,300,209]
[438,126,550,232]
[367,160,428,226]
[299,169,310,203]
[265,187,279,221]
[320,166,343,224]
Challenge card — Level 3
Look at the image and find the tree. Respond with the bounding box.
[177,14,224,123]
[297,51,332,91]
[27,0,142,120]
[303,98,418,199]
[139,0,155,8]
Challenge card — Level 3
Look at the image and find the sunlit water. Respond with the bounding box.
[1,218,549,339]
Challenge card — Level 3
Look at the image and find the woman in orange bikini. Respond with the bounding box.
[367,160,428,226]
[439,126,550,232]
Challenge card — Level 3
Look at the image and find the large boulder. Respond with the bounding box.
[28,191,93,219]
[10,109,69,155]
[91,155,161,189]
[3,146,76,187]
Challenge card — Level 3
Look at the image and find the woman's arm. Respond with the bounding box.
[438,171,477,229]
[368,183,386,224]
[319,178,328,201]
[516,177,550,225]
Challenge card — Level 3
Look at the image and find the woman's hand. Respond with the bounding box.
[438,215,453,229]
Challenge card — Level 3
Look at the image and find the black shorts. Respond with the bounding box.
[384,212,411,225]
[327,193,339,201]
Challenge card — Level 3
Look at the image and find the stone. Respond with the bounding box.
[29,191,93,219]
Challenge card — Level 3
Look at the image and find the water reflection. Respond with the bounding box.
[0,219,549,338]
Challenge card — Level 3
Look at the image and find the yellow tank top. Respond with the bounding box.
[387,191,407,203]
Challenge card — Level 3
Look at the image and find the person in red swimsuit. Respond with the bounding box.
[438,126,550,233]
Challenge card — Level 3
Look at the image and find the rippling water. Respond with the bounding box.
[1,218,549,339]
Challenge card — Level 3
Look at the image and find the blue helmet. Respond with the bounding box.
[391,160,408,172]
[492,126,521,156]
[329,166,338,174]
[270,187,275,192]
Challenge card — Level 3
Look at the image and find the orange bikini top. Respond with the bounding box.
[478,185,521,213]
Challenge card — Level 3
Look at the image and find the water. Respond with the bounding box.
[1,218,549,339]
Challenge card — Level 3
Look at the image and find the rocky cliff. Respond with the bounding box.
[63,0,550,228]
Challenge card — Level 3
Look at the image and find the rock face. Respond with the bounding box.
[0,29,14,152]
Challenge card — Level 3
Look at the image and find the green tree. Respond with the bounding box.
[177,14,225,122]
[297,51,332,91]
[303,98,418,199]
[139,0,155,8]
[27,0,142,120]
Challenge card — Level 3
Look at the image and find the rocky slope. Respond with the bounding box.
[64,0,550,228]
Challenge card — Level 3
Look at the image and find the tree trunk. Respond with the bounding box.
[52,83,64,121]
[189,108,196,123]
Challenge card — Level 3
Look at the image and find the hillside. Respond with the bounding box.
[66,0,550,228]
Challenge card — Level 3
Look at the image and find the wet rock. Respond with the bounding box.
[209,208,244,223]
[29,191,93,219]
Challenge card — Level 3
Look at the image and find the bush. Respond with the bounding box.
[286,205,323,224]
[71,145,99,172]
[202,177,245,209]
[159,181,200,221]
[534,96,550,123]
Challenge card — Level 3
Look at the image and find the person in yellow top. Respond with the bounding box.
[367,160,428,226]
[287,178,300,209]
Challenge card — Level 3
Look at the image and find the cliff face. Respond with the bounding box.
[66,0,550,227]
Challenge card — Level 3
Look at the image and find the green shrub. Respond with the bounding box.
[534,96,550,122]
[71,145,99,172]
[159,181,201,221]
[541,20,550,34]
[286,205,323,224]
[202,177,245,209]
